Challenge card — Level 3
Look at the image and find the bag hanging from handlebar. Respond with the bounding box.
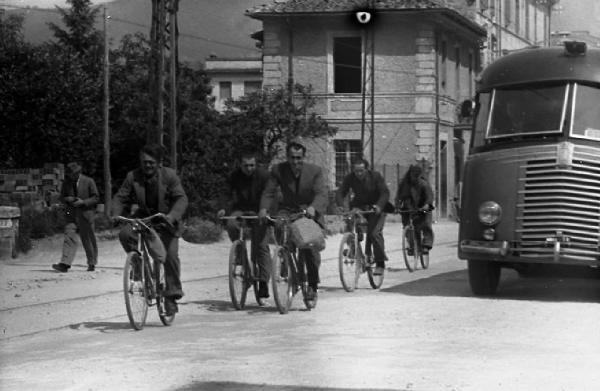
[289,217,326,251]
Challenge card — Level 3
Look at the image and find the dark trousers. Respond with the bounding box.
[274,209,321,287]
[119,224,184,300]
[226,210,271,282]
[364,212,388,267]
[61,213,97,266]
[401,212,434,249]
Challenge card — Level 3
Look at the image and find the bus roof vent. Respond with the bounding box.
[563,41,587,56]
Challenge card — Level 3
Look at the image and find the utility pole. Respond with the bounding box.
[102,6,112,216]
[168,0,178,168]
[149,0,179,167]
[360,12,375,168]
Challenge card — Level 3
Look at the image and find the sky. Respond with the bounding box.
[3,0,112,8]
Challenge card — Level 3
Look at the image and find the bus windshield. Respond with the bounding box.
[487,85,568,139]
[571,83,600,140]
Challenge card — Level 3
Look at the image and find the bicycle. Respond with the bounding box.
[267,211,319,314]
[116,213,175,330]
[220,215,267,310]
[338,208,384,291]
[397,209,431,272]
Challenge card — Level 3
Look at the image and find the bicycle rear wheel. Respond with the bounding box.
[300,257,317,310]
[271,245,294,314]
[123,252,148,330]
[338,233,359,292]
[419,233,430,269]
[228,241,249,310]
[402,226,419,272]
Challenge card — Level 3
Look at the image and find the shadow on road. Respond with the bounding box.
[176,381,402,391]
[382,268,600,303]
[69,321,135,332]
[187,299,281,314]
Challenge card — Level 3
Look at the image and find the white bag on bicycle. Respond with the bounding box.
[290,217,326,251]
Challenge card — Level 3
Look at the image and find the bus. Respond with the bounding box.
[458,41,600,295]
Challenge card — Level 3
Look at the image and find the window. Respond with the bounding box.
[333,37,362,93]
[455,47,461,100]
[468,52,474,97]
[244,81,261,95]
[488,85,568,139]
[219,81,232,100]
[515,0,521,33]
[571,84,600,140]
[504,0,512,27]
[334,140,362,186]
[440,39,447,91]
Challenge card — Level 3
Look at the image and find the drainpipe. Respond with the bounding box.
[434,32,441,221]
[286,17,294,137]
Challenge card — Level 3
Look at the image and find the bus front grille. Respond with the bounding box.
[516,150,600,262]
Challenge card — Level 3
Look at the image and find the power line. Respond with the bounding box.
[0,3,260,53]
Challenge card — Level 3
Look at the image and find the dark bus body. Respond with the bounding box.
[458,42,600,295]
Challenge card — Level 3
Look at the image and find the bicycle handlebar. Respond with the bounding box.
[114,213,173,230]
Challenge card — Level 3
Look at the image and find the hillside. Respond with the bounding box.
[8,0,266,64]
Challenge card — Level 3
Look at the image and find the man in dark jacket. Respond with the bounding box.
[111,144,188,315]
[52,162,99,272]
[217,151,271,299]
[258,142,328,301]
[395,164,434,254]
[336,157,391,275]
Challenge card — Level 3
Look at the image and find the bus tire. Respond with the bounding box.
[467,260,501,296]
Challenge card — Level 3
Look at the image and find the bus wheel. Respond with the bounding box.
[467,260,500,296]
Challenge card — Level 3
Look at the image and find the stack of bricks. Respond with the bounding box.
[0,163,64,207]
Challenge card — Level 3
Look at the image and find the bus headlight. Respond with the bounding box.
[478,201,502,226]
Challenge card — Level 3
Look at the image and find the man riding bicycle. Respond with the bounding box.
[258,141,328,302]
[395,164,434,255]
[335,156,392,275]
[111,143,188,316]
[217,150,271,299]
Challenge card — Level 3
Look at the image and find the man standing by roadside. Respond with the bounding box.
[52,162,99,273]
[258,141,328,301]
[335,157,391,275]
[217,151,271,299]
[111,144,188,316]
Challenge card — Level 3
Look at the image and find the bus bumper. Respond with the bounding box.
[459,240,510,257]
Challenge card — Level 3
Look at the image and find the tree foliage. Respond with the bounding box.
[223,83,337,161]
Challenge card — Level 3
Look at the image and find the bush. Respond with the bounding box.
[16,206,66,253]
[181,217,223,244]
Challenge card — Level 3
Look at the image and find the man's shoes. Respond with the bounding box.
[406,248,414,256]
[305,284,318,301]
[258,281,270,298]
[164,298,178,316]
[52,263,70,273]
[374,266,385,275]
[422,247,431,255]
[87,265,95,272]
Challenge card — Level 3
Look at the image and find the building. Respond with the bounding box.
[246,0,551,217]
[204,56,263,112]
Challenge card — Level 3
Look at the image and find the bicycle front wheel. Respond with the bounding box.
[123,252,148,330]
[402,226,419,272]
[338,233,360,292]
[228,241,249,310]
[271,245,293,314]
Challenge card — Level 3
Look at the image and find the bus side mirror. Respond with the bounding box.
[460,99,475,118]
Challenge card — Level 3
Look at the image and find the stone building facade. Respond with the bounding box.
[246,0,551,217]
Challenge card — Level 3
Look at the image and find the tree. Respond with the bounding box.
[48,0,102,60]
[223,83,337,161]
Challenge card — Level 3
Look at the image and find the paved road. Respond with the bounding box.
[1,220,599,391]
